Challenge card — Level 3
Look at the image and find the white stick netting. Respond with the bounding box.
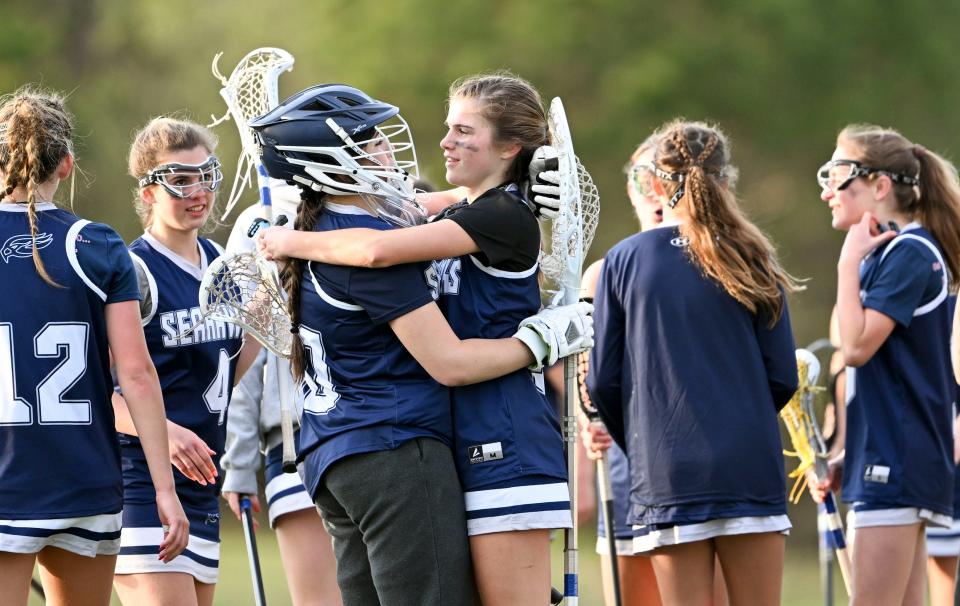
[209,48,295,219]
[199,252,292,358]
[540,98,600,305]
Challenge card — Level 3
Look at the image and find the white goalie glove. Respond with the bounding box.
[514,301,594,371]
[527,145,561,220]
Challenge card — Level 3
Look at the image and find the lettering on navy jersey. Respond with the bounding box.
[158,306,243,347]
[425,258,462,300]
[468,442,504,464]
[1,232,53,263]
[863,464,891,484]
[670,236,689,248]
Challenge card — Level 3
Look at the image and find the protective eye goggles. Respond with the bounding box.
[816,159,918,193]
[138,156,223,199]
[628,163,656,198]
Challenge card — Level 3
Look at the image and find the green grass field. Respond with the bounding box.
[28,506,846,605]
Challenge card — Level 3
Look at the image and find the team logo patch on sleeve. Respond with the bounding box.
[468,442,504,464]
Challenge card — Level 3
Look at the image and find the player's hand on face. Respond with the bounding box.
[839,212,896,265]
[156,489,189,562]
[167,422,217,485]
[223,492,261,530]
[256,226,290,261]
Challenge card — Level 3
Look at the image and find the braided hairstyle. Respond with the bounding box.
[283,188,326,381]
[654,120,801,322]
[0,87,74,286]
[838,124,960,289]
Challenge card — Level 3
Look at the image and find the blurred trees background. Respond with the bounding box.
[4,0,960,344]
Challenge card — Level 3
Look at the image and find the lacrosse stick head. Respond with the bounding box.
[539,97,600,306]
[199,252,292,358]
[210,47,295,219]
[249,83,424,227]
[796,348,821,388]
[779,348,828,502]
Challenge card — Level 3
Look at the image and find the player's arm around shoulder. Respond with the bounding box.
[257,218,477,268]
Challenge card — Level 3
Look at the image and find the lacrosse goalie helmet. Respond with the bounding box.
[249,84,426,227]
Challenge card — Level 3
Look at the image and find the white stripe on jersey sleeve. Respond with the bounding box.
[65,220,106,302]
[307,264,363,311]
[469,254,538,279]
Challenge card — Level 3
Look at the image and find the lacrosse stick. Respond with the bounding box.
[577,351,622,606]
[198,248,295,474]
[210,47,298,472]
[209,47,294,220]
[780,348,851,598]
[539,97,601,605]
[803,338,844,606]
[240,496,267,606]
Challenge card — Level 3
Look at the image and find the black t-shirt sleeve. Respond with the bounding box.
[445,188,540,271]
[347,263,434,325]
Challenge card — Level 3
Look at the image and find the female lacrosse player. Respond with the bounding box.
[256,74,576,606]
[0,88,188,606]
[220,182,341,606]
[588,120,800,605]
[580,132,734,606]
[812,124,960,606]
[250,81,589,606]
[111,117,259,606]
[578,134,665,606]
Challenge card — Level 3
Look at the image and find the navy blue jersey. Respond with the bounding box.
[843,224,954,515]
[297,202,449,499]
[0,203,139,518]
[431,185,566,488]
[119,232,242,509]
[588,224,797,526]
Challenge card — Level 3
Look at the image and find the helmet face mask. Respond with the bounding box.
[250,84,426,227]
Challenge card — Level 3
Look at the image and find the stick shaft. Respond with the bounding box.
[563,356,579,603]
[275,358,297,473]
[240,497,267,606]
[257,163,296,473]
[597,455,623,606]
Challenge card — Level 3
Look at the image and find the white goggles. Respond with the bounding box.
[139,155,223,198]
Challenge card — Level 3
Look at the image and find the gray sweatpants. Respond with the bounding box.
[314,437,477,606]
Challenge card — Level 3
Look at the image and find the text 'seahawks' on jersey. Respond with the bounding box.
[120,231,243,506]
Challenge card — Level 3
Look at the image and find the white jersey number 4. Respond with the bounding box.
[1,322,92,425]
[203,348,231,425]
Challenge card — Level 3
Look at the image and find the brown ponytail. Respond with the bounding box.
[654,120,802,322]
[839,124,960,288]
